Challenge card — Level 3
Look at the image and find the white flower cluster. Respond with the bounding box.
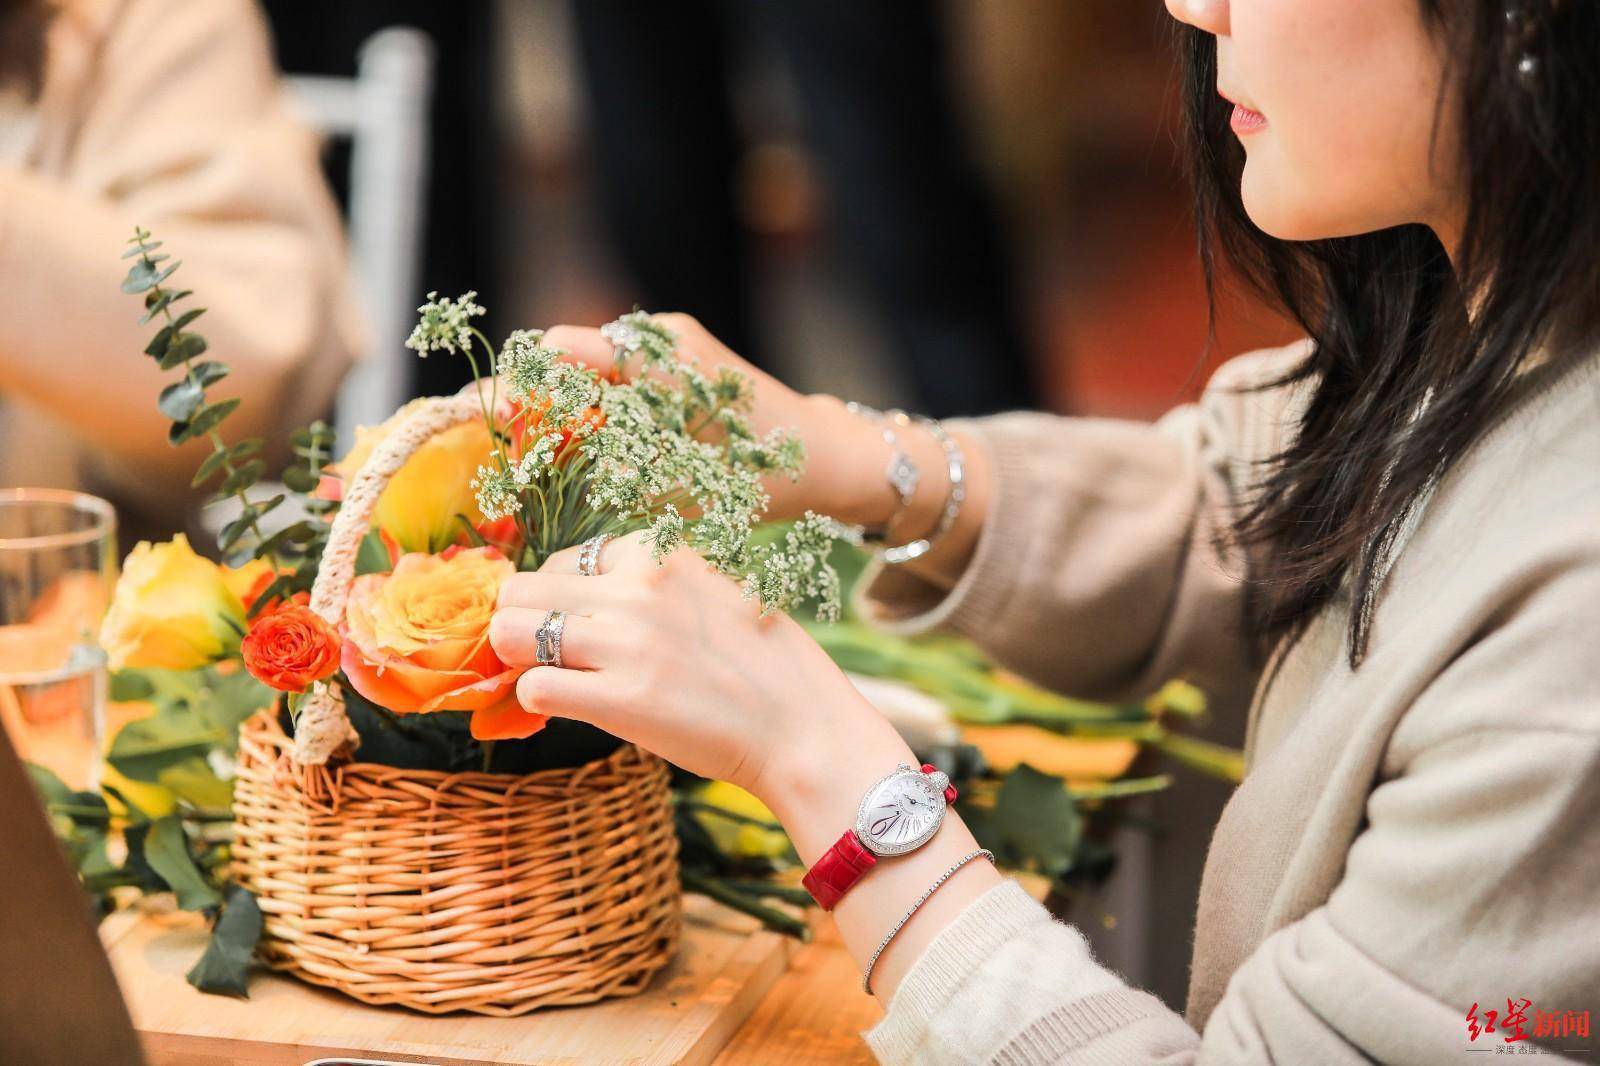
[405,290,485,356]
[742,512,849,621]
[460,303,846,617]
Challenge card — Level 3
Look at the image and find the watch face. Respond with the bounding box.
[855,770,945,856]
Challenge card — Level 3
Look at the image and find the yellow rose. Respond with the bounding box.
[332,399,497,554]
[694,781,791,859]
[100,534,248,671]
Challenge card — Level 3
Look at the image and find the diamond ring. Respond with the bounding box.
[534,608,567,667]
[578,533,613,577]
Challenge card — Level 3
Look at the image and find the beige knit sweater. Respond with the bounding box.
[849,339,1600,1063]
[0,0,359,539]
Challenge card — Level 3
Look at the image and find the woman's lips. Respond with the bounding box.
[1229,102,1268,135]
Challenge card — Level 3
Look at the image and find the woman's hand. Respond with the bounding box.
[491,527,1004,1000]
[488,528,908,807]
[543,313,938,535]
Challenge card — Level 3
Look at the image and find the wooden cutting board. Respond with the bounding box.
[104,894,803,1066]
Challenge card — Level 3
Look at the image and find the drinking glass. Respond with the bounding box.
[0,489,117,790]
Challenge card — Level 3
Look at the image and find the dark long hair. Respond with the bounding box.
[1180,1,1600,670]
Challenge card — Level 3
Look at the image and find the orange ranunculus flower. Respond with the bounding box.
[240,603,342,693]
[340,545,543,741]
[324,398,499,554]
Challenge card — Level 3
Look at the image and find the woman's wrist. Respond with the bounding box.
[803,391,950,541]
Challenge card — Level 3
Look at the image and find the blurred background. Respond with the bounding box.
[262,0,1297,422]
[1,0,1305,1015]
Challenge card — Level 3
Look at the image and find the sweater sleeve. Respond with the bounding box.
[849,342,1313,706]
[865,547,1600,1064]
[0,0,361,509]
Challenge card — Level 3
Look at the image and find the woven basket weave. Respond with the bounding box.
[229,393,681,1016]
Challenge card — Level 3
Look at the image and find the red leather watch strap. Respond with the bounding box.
[801,829,879,911]
[921,763,959,804]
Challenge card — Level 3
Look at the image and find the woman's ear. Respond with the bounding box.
[1166,0,1231,37]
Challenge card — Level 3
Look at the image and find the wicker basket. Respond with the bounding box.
[229,393,681,1016]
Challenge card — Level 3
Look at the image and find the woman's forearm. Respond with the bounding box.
[755,694,1005,1005]
[802,391,993,595]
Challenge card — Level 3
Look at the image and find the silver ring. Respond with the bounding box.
[578,533,613,576]
[534,608,567,667]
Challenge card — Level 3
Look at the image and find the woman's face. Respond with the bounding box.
[1167,0,1464,248]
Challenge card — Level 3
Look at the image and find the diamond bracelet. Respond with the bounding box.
[861,848,995,995]
[842,402,966,565]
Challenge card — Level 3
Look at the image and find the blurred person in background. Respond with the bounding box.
[570,1,1041,419]
[0,0,359,542]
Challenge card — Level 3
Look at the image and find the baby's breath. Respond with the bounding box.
[446,301,846,618]
[406,290,485,356]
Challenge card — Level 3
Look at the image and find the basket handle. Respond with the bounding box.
[293,391,487,766]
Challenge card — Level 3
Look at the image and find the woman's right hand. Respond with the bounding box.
[544,313,908,530]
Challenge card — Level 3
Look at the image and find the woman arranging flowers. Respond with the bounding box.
[483,0,1600,1060]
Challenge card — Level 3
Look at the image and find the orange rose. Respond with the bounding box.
[241,603,342,693]
[340,546,543,741]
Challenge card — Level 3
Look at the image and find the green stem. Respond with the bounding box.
[681,870,811,940]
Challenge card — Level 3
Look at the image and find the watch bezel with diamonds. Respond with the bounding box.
[853,762,950,857]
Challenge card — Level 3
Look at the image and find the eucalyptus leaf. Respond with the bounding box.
[218,509,257,553]
[183,398,240,439]
[158,378,205,422]
[190,360,230,387]
[157,332,208,371]
[120,259,159,294]
[217,459,266,499]
[280,463,321,494]
[185,886,262,998]
[144,324,175,358]
[171,307,206,331]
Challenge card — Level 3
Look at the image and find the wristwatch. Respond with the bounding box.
[801,762,959,911]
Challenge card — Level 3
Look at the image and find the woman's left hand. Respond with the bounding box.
[488,531,901,808]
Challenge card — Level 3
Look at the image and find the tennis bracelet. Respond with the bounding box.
[861,848,995,995]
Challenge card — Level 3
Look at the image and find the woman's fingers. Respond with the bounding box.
[542,325,616,376]
[488,607,613,669]
[513,661,632,733]
[497,569,625,611]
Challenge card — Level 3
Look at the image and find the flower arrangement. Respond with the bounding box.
[25,229,1241,1004]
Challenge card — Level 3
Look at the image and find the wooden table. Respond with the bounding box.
[105,894,880,1065]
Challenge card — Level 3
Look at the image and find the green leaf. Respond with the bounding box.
[280,463,321,494]
[158,378,205,421]
[253,520,319,557]
[107,705,224,782]
[144,816,221,911]
[454,513,486,546]
[144,324,175,358]
[217,459,266,499]
[185,886,262,998]
[190,360,230,387]
[354,527,391,576]
[191,439,260,488]
[24,762,72,806]
[140,288,193,324]
[170,397,240,445]
[989,764,1082,878]
[108,669,156,702]
[171,307,206,331]
[121,259,159,294]
[156,756,234,809]
[157,332,208,371]
[123,241,161,258]
[218,509,256,553]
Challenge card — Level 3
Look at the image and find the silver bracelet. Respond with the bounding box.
[862,848,995,996]
[843,401,920,546]
[881,413,964,565]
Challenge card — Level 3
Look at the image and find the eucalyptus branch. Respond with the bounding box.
[121,227,286,571]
